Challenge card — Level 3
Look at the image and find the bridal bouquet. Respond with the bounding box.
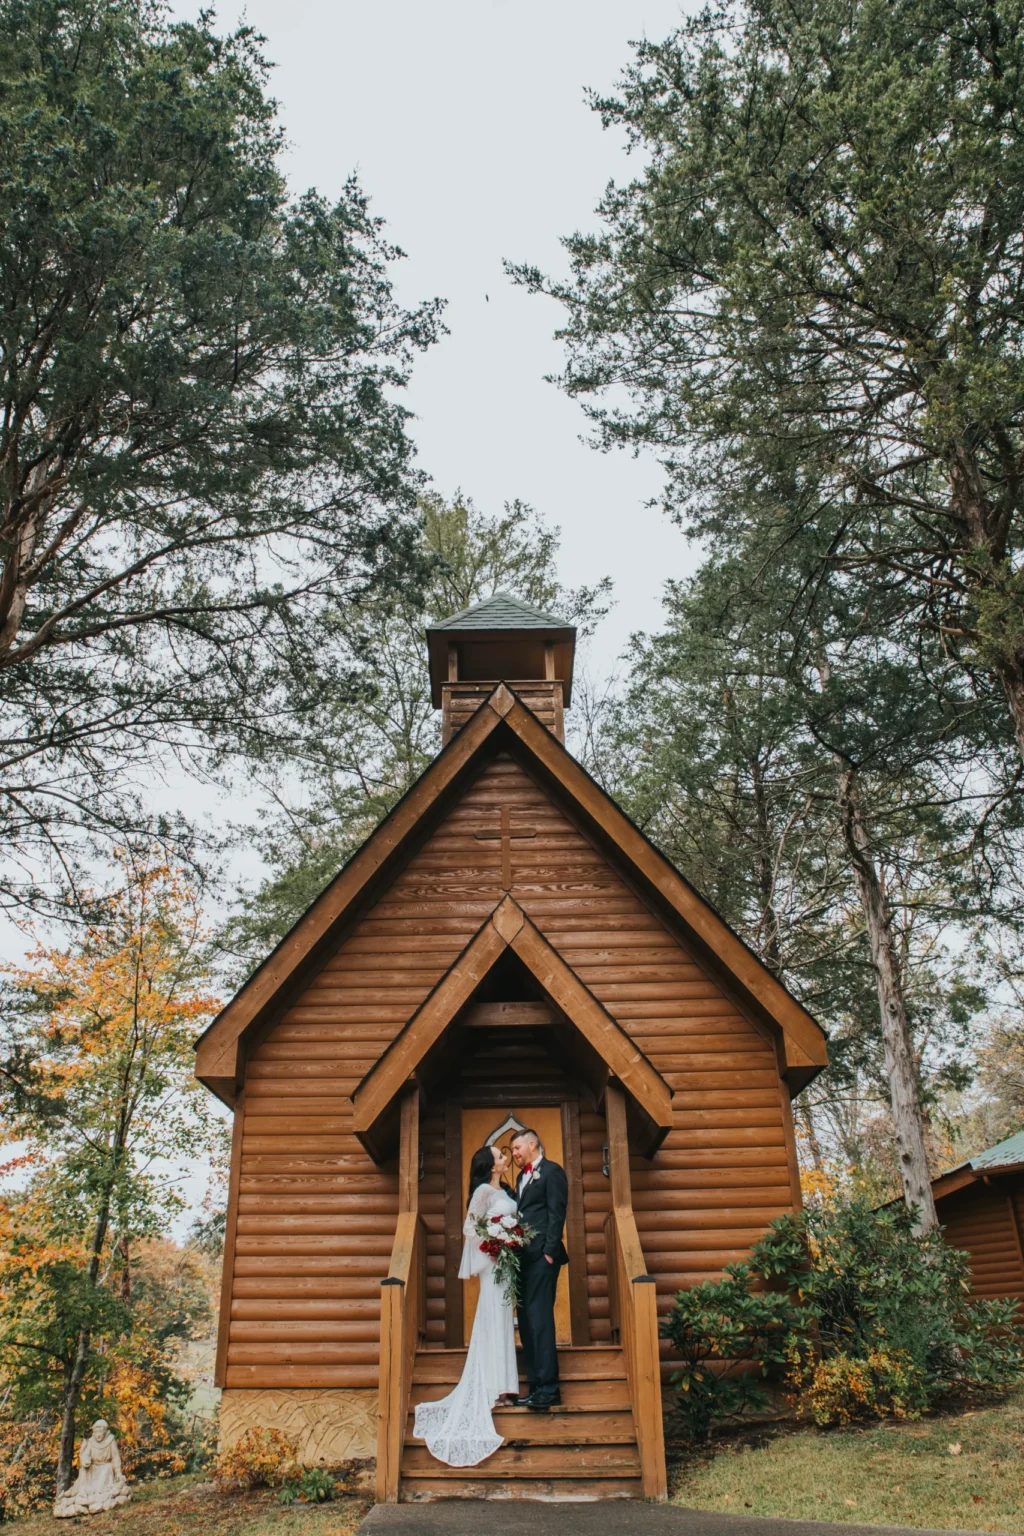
[473,1211,536,1304]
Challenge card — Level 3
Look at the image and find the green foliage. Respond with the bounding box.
[661,1197,1024,1439]
[0,854,222,1485]
[0,0,442,911]
[784,1202,1024,1404]
[278,1465,337,1505]
[661,1261,802,1439]
[590,539,1011,1194]
[517,0,1024,760]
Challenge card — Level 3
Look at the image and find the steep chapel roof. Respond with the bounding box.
[194,684,828,1113]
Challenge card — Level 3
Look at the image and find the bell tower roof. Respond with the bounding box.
[425,592,577,709]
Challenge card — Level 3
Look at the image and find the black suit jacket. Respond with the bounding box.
[516,1159,569,1264]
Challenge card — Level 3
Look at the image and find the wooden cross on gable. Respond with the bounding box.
[474,806,537,891]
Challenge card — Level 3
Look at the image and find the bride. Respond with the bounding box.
[413,1143,519,1465]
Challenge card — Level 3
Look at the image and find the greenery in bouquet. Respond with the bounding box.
[473,1213,537,1304]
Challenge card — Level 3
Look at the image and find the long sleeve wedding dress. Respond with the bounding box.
[412,1182,519,1466]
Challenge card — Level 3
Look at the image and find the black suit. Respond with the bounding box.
[515,1158,568,1395]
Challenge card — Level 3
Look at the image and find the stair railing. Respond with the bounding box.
[375,1087,427,1503]
[603,1083,667,1501]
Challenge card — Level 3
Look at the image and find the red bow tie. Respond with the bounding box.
[522,1163,533,1175]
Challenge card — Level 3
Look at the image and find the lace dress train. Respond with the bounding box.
[412,1183,519,1466]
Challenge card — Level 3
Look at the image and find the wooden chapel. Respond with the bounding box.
[195,593,828,1503]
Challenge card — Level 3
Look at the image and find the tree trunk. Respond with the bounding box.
[751,757,783,973]
[947,446,1024,769]
[999,663,1024,769]
[56,1329,93,1493]
[797,1097,826,1176]
[55,1200,113,1493]
[837,766,938,1232]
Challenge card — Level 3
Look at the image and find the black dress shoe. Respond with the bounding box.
[524,1389,561,1411]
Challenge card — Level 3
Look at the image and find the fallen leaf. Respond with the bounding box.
[892,1486,903,1495]
[948,1442,962,1456]
[973,1496,984,1505]
[844,1499,857,1508]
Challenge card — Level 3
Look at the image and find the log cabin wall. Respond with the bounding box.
[937,1179,1024,1306]
[221,749,801,1435]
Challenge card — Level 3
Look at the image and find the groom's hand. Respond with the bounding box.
[544,1255,553,1264]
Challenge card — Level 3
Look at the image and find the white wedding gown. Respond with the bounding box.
[413,1182,519,1466]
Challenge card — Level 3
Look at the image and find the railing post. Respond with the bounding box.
[375,1277,405,1503]
[605,1082,631,1209]
[604,1081,667,1501]
[632,1275,668,1500]
[604,1211,620,1344]
[375,1084,421,1504]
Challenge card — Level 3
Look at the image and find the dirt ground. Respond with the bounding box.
[12,1476,370,1536]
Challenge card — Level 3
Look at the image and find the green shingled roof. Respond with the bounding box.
[936,1129,1024,1188]
[967,1130,1024,1171]
[427,592,573,633]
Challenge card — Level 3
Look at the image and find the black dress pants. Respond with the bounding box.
[518,1255,560,1393]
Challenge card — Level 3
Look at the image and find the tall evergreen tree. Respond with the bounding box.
[0,0,442,911]
[514,0,1024,765]
[598,544,1006,1222]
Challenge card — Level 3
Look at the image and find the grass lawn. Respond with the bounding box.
[9,1475,369,1536]
[669,1388,1024,1532]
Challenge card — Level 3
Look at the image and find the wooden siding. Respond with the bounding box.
[938,1178,1024,1305]
[222,753,797,1388]
[442,681,563,743]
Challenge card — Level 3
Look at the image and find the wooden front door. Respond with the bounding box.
[459,1105,572,1347]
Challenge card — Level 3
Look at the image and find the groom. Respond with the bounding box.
[510,1128,568,1410]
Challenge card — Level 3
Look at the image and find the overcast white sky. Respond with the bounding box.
[170,0,699,674]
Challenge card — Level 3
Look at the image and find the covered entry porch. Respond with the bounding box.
[350,896,672,1503]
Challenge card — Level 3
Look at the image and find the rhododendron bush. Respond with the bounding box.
[661,1197,1024,1440]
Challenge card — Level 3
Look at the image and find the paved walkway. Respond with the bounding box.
[357,1503,991,1536]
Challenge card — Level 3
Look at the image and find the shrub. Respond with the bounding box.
[797,1347,927,1427]
[0,1415,59,1521]
[278,1465,337,1505]
[660,1195,1024,1440]
[213,1426,298,1488]
[659,1261,800,1439]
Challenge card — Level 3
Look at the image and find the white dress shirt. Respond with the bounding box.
[517,1151,543,1194]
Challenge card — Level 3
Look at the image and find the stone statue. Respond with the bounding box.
[53,1420,131,1518]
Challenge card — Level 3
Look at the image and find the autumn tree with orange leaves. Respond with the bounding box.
[0,853,220,1495]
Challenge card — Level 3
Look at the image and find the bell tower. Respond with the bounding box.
[426,592,576,745]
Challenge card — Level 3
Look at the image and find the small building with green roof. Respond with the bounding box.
[933,1131,1024,1306]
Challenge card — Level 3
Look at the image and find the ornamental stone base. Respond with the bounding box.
[218,1388,377,1466]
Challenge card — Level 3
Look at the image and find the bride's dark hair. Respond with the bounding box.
[467,1145,505,1208]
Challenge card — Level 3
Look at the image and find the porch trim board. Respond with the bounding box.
[352,894,673,1161]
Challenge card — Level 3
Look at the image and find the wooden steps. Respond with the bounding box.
[411,1346,625,1384]
[399,1344,642,1501]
